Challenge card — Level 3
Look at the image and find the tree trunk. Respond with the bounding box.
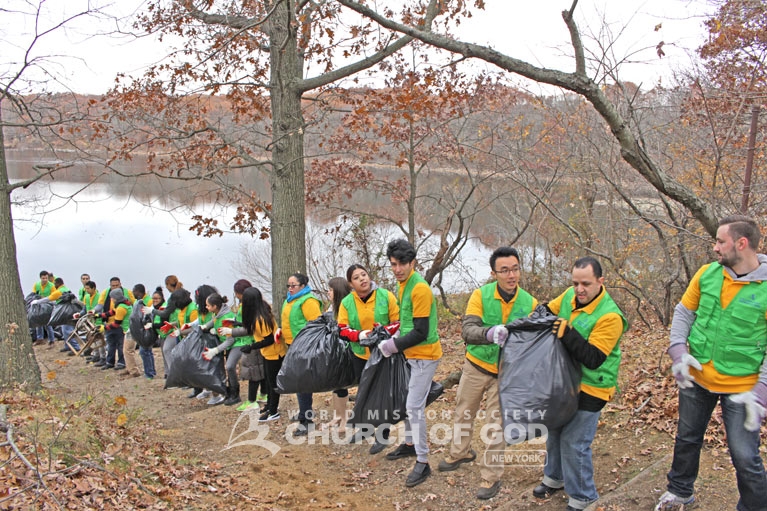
[0,108,42,391]
[268,0,308,312]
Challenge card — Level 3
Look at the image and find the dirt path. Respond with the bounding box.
[29,327,745,511]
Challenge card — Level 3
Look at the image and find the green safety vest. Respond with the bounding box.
[559,287,627,389]
[116,303,132,333]
[342,288,393,357]
[212,311,235,346]
[466,283,534,374]
[232,308,251,348]
[688,263,767,376]
[34,281,54,297]
[287,293,321,342]
[399,272,439,346]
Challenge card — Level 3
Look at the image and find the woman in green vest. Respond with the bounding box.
[200,291,238,405]
[278,272,322,437]
[338,264,400,454]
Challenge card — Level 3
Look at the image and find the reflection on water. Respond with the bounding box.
[10,151,491,300]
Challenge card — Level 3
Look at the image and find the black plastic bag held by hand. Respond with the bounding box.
[351,326,410,428]
[276,315,357,394]
[27,301,53,328]
[129,302,158,349]
[498,305,581,444]
[164,326,227,395]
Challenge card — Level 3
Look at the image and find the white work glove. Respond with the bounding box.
[144,322,153,330]
[201,346,220,361]
[671,353,703,389]
[218,327,232,337]
[359,330,370,340]
[378,337,398,358]
[31,299,44,305]
[486,325,509,347]
[731,384,767,432]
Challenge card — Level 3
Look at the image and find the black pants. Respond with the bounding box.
[263,356,283,415]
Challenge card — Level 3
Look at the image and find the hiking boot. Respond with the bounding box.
[386,443,416,460]
[477,480,501,500]
[654,491,694,510]
[404,462,431,487]
[438,449,477,472]
[533,482,563,499]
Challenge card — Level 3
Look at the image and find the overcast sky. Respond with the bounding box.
[3,0,714,96]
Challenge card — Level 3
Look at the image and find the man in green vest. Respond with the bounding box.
[438,246,538,499]
[380,239,442,488]
[532,256,626,511]
[656,215,767,510]
[30,270,55,345]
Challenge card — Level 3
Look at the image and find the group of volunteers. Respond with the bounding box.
[28,219,767,511]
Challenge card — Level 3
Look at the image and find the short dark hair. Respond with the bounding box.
[133,283,146,297]
[490,247,521,271]
[85,281,97,291]
[54,277,64,287]
[39,270,49,278]
[573,256,602,278]
[386,239,417,263]
[346,264,368,283]
[290,273,309,286]
[110,277,120,284]
[720,215,760,250]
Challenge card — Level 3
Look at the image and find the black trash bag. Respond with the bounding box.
[48,294,83,327]
[276,315,357,393]
[24,293,40,312]
[129,302,158,349]
[351,326,411,428]
[27,300,53,328]
[498,305,581,444]
[164,326,227,394]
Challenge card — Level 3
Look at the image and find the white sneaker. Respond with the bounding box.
[196,390,212,400]
[655,491,694,510]
[207,394,225,406]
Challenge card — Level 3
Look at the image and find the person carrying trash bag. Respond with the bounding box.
[29,270,55,345]
[97,288,134,371]
[531,256,627,511]
[338,263,400,453]
[277,272,322,437]
[437,246,539,500]
[150,287,198,384]
[199,292,240,406]
[380,239,442,488]
[181,285,221,404]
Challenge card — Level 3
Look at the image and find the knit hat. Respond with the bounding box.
[109,288,126,304]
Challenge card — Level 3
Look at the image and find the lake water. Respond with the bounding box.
[9,152,493,302]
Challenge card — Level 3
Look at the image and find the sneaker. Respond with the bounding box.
[293,423,312,437]
[257,393,268,403]
[114,364,126,371]
[207,395,225,406]
[259,411,281,422]
[386,443,417,460]
[438,449,477,472]
[119,371,140,380]
[224,395,242,406]
[196,390,212,400]
[477,480,501,500]
[369,438,390,455]
[655,491,694,510]
[100,364,115,370]
[533,482,563,499]
[94,360,107,367]
[236,400,253,412]
[405,462,431,487]
[187,389,201,398]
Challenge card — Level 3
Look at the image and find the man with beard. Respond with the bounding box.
[656,215,767,511]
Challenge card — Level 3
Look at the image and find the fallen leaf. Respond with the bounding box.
[47,371,56,380]
[116,413,128,426]
[114,396,127,406]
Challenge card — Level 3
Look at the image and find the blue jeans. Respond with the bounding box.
[543,409,601,508]
[667,382,767,511]
[61,325,80,350]
[36,325,55,343]
[297,393,314,422]
[139,346,156,378]
[105,329,125,367]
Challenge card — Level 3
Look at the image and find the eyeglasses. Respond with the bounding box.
[493,267,520,276]
[286,284,301,289]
